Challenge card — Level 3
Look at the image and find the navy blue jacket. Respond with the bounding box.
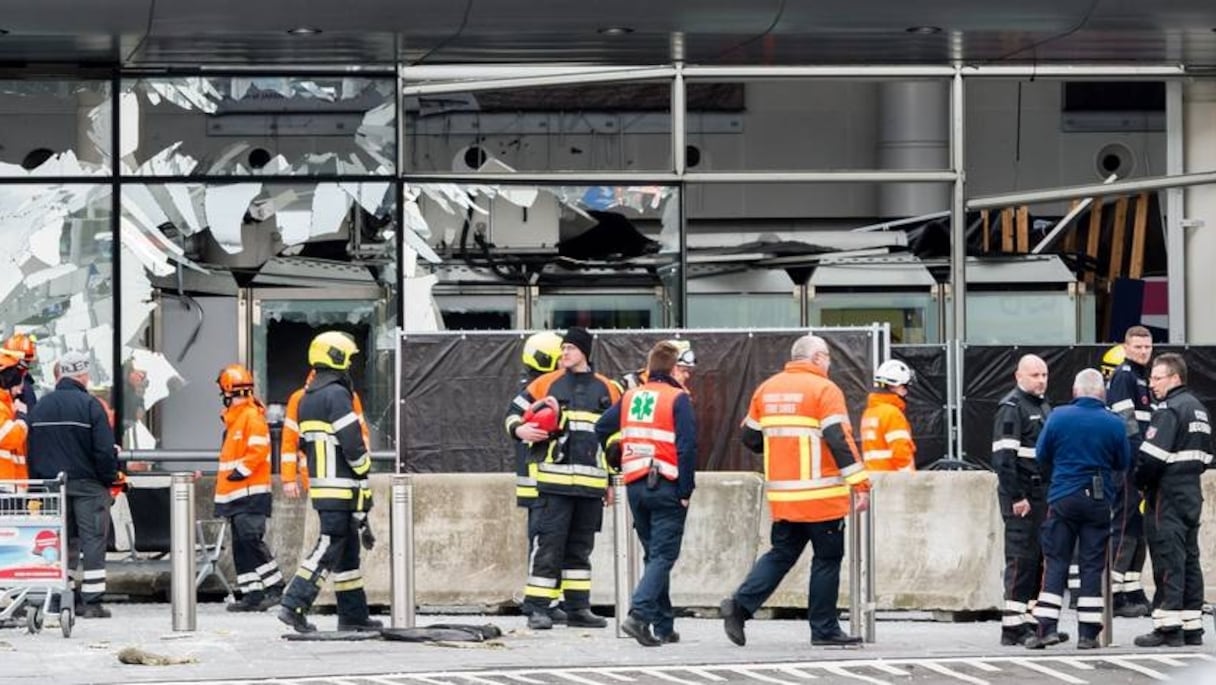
[26,377,118,485]
[596,373,697,500]
[18,376,37,412]
[1107,360,1151,457]
[1035,396,1131,504]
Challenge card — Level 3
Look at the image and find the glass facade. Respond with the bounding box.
[0,69,1112,456]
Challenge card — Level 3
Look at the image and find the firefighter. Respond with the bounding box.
[0,349,28,492]
[860,359,916,472]
[621,340,695,390]
[214,364,285,612]
[3,333,38,412]
[596,341,698,646]
[514,331,568,624]
[1026,369,1130,650]
[281,370,372,499]
[1105,326,1154,617]
[505,326,621,630]
[278,331,381,633]
[720,335,869,647]
[992,354,1052,646]
[1133,353,1213,647]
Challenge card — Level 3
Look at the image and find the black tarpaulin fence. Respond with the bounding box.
[398,328,885,473]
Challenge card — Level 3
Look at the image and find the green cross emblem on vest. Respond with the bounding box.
[628,390,658,423]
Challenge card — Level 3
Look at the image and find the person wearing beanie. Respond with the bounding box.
[505,326,621,630]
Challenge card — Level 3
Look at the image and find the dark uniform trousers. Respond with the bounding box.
[66,480,111,605]
[1110,471,1148,598]
[1034,492,1109,640]
[524,493,602,614]
[734,519,847,640]
[1144,480,1204,633]
[1001,491,1046,636]
[281,510,369,622]
[627,479,687,638]
[230,512,283,597]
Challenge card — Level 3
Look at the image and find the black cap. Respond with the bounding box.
[562,326,594,362]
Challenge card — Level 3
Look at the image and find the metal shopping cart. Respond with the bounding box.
[0,475,74,637]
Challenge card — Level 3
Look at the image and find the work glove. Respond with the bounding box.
[353,512,376,550]
[108,471,130,499]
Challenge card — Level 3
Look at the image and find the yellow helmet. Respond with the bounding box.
[309,331,359,371]
[522,331,563,374]
[1100,344,1125,381]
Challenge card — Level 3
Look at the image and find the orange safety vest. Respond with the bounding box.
[860,392,916,472]
[0,392,27,486]
[743,360,869,523]
[281,386,370,491]
[619,381,685,484]
[214,399,272,507]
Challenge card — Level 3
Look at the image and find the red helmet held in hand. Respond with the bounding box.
[522,396,562,435]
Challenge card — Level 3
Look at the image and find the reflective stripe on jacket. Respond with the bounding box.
[214,398,273,516]
[282,385,370,492]
[741,360,868,523]
[301,372,373,512]
[619,381,685,484]
[861,392,915,472]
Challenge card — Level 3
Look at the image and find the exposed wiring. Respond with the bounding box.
[985,0,1102,63]
[714,0,786,60]
[412,0,475,66]
[123,0,158,65]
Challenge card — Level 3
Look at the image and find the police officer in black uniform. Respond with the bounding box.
[992,354,1052,646]
[1105,326,1154,617]
[1133,353,1213,648]
[277,331,381,634]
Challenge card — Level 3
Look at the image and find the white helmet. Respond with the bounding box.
[874,359,914,387]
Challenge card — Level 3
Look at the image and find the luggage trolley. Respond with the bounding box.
[0,475,74,637]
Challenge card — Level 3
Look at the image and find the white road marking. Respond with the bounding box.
[775,665,819,679]
[686,667,728,681]
[726,668,797,685]
[917,662,990,685]
[638,669,698,685]
[868,663,910,676]
[961,660,1002,673]
[820,664,889,685]
[1015,660,1088,684]
[1101,657,1170,681]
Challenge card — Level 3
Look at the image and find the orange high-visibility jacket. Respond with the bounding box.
[0,392,27,484]
[860,392,916,472]
[619,381,685,484]
[214,399,272,515]
[281,386,370,491]
[741,360,869,523]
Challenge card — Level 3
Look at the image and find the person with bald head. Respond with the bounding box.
[992,353,1052,646]
[720,334,869,648]
[1025,369,1130,650]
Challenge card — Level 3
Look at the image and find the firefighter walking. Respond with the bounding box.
[992,354,1052,646]
[720,334,869,647]
[1104,326,1155,617]
[278,331,380,633]
[1134,353,1213,647]
[596,341,698,646]
[505,326,621,630]
[861,359,916,472]
[214,364,285,612]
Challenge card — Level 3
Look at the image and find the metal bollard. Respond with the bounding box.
[1101,539,1113,647]
[862,490,876,643]
[612,475,632,638]
[390,474,416,628]
[848,492,862,639]
[170,473,196,632]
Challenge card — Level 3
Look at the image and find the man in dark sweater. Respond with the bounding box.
[1026,368,1131,650]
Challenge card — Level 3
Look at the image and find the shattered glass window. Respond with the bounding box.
[406,183,681,329]
[120,181,397,452]
[0,183,114,409]
[0,80,112,176]
[121,77,396,177]
[404,82,673,173]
